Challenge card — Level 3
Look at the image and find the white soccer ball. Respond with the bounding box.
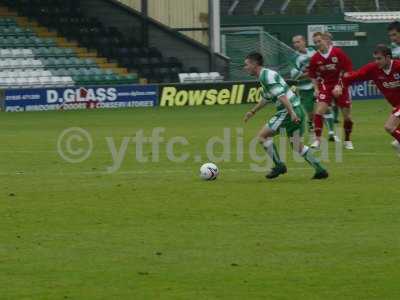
[199,163,219,181]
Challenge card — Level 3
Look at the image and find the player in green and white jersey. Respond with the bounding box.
[243,52,328,180]
[290,35,338,141]
[388,21,400,59]
[290,36,316,131]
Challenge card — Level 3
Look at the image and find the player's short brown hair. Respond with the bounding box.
[312,32,323,38]
[312,31,332,41]
[374,44,392,57]
[292,35,306,41]
[322,32,333,40]
[246,52,264,66]
[388,21,400,33]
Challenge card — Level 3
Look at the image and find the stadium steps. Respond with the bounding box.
[0,38,137,88]
[0,5,15,16]
[17,16,128,74]
[0,5,136,81]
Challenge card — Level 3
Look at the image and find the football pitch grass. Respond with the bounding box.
[1,99,399,299]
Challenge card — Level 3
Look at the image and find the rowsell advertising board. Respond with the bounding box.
[158,80,382,107]
[159,81,263,107]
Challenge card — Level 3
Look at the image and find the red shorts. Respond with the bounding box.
[317,85,352,108]
[392,106,400,118]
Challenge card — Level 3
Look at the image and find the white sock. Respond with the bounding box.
[301,145,309,156]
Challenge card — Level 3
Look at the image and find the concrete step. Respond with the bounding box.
[0,5,18,17]
[111,67,129,75]
[98,62,119,69]
[94,57,108,65]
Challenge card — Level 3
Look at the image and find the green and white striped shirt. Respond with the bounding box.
[390,42,400,59]
[259,68,301,112]
[290,47,316,90]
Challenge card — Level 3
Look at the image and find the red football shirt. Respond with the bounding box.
[309,46,353,87]
[344,60,400,107]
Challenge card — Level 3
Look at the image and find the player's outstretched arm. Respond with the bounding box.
[279,95,300,124]
[342,63,374,86]
[243,99,268,123]
[290,67,308,81]
[311,78,319,97]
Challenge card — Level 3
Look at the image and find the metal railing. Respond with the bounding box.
[221,0,400,15]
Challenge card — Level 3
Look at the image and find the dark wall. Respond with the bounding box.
[222,14,390,69]
[79,0,230,75]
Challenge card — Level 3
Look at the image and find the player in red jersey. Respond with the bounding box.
[308,32,355,150]
[342,44,400,157]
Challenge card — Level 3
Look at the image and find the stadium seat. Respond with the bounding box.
[5,77,17,88]
[72,75,86,85]
[50,76,63,86]
[52,68,67,76]
[2,70,14,78]
[39,76,51,86]
[179,72,224,83]
[15,77,28,87]
[209,72,224,81]
[0,59,11,68]
[0,48,12,57]
[27,76,40,87]
[60,76,74,86]
[40,70,52,77]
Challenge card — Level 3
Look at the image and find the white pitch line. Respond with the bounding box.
[0,164,395,177]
